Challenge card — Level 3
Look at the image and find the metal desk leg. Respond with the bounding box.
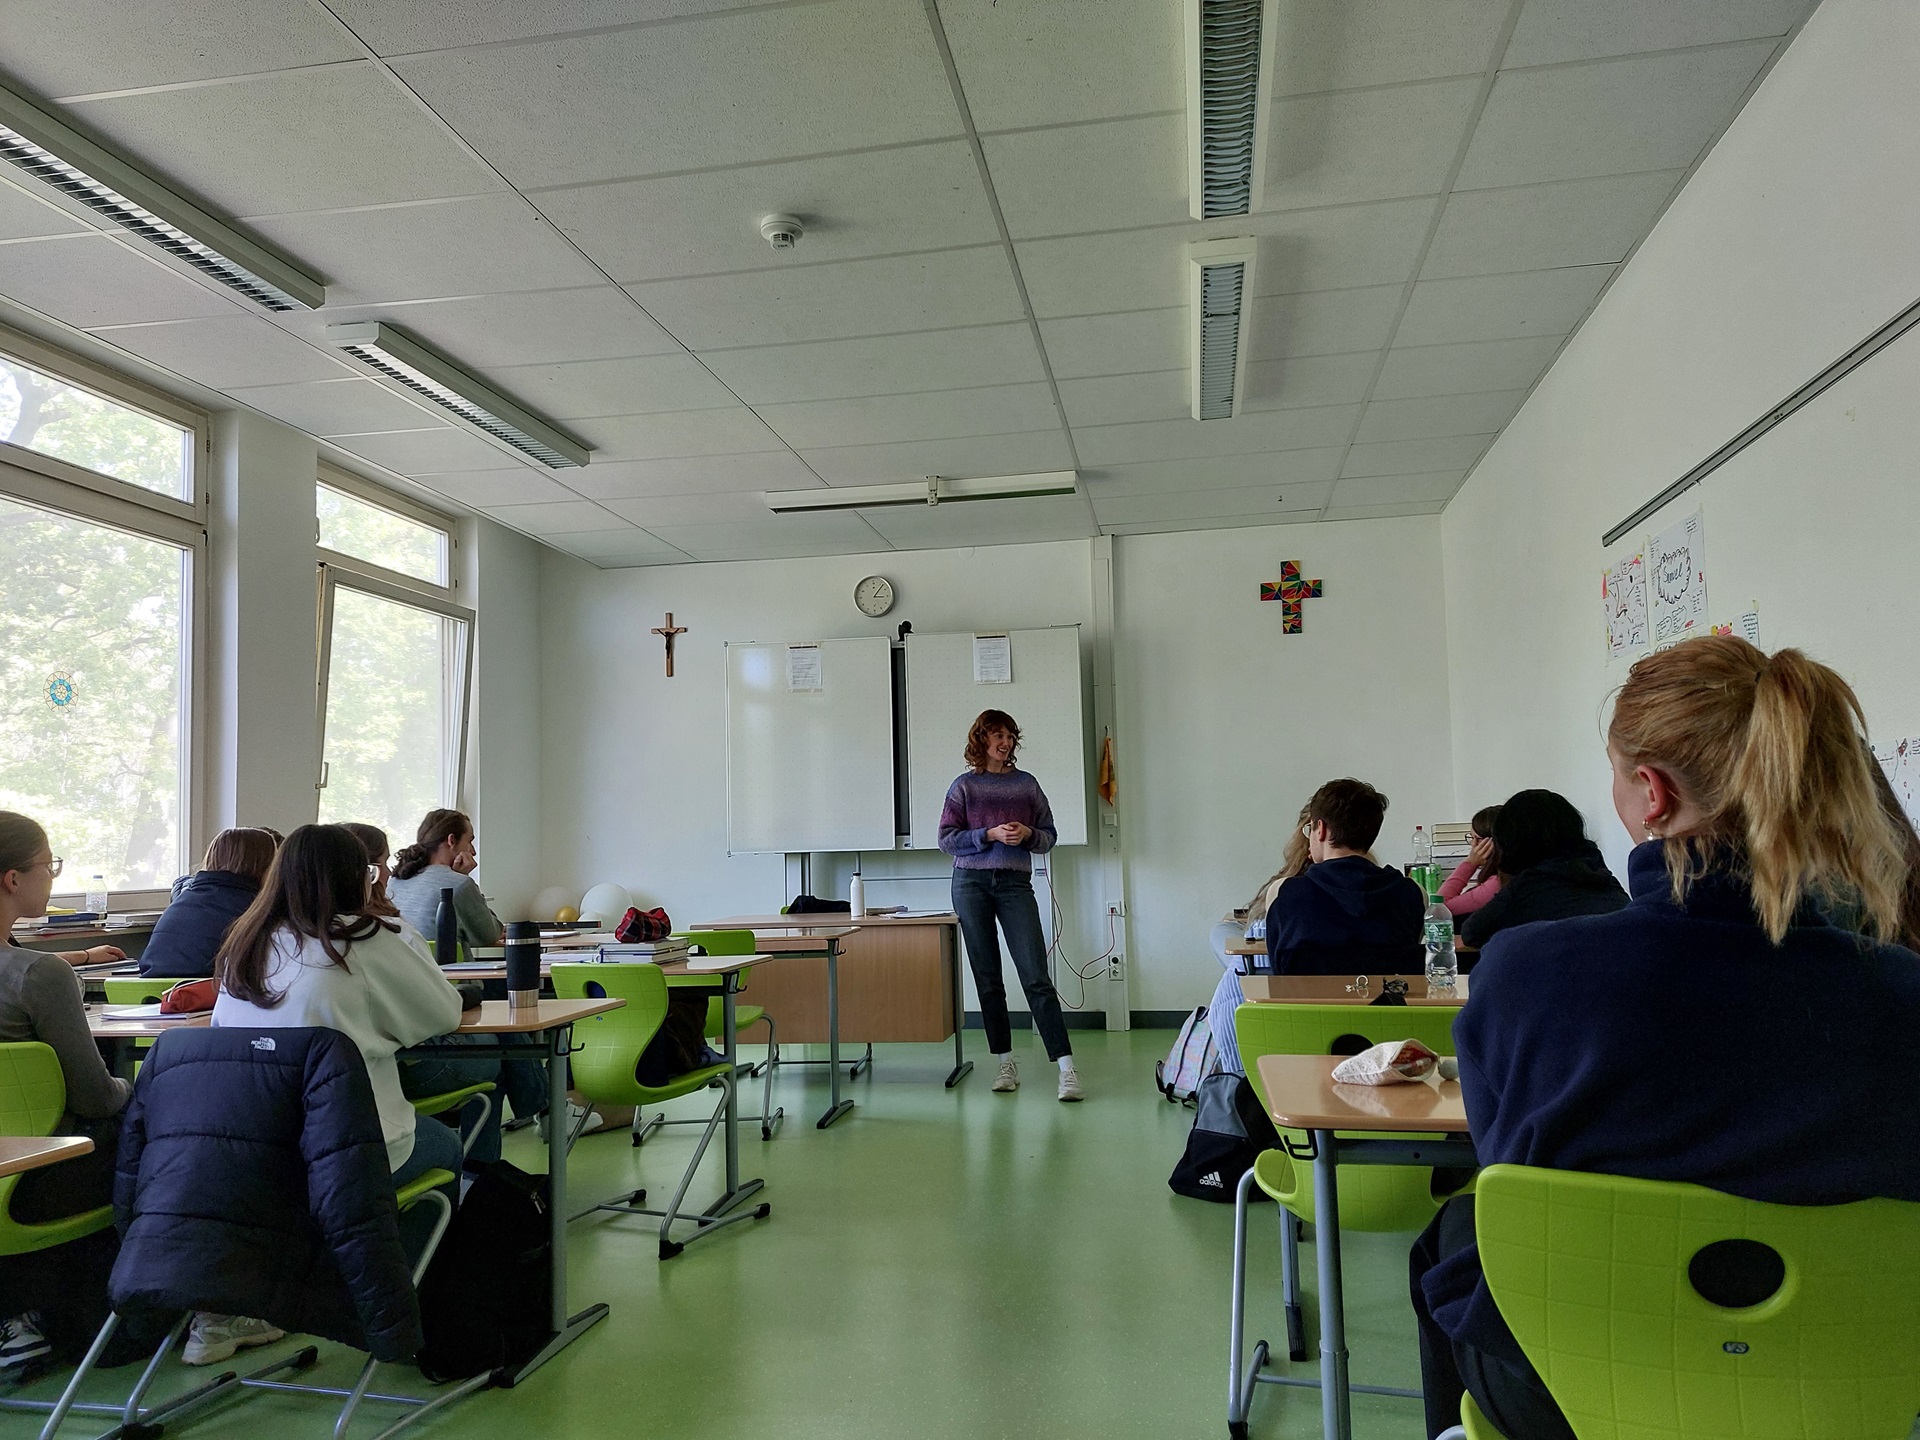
[1312,1129,1351,1440]
[817,942,853,1128]
[703,980,764,1217]
[509,1024,608,1385]
[944,932,972,1088]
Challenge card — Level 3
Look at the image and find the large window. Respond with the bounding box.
[318,482,447,586]
[0,353,191,503]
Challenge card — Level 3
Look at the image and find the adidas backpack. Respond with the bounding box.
[1154,1005,1219,1105]
[1167,1071,1280,1204]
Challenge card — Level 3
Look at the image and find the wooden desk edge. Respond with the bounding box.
[1255,1054,1470,1132]
[0,1135,95,1177]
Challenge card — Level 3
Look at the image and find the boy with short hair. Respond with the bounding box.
[1265,777,1425,975]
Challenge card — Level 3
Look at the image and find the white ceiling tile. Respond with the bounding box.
[564,451,823,500]
[0,235,235,326]
[1037,309,1184,380]
[87,315,352,388]
[986,115,1186,240]
[1084,449,1345,497]
[1356,389,1528,443]
[1322,499,1447,521]
[699,324,1044,405]
[1077,405,1359,467]
[1271,0,1510,95]
[225,377,435,436]
[0,181,93,243]
[246,196,603,307]
[1249,200,1436,297]
[939,0,1182,130]
[1242,351,1382,411]
[598,490,785,527]
[416,469,579,508]
[1504,0,1811,67]
[391,0,956,188]
[758,383,1059,450]
[533,141,994,284]
[1455,41,1778,189]
[627,248,1023,350]
[1371,335,1566,399]
[476,354,737,420]
[1101,511,1319,536]
[326,0,772,55]
[644,513,883,561]
[1394,265,1613,347]
[858,493,1093,550]
[799,430,1073,484]
[1058,371,1188,428]
[278,287,681,366]
[65,63,506,218]
[482,499,635,537]
[1246,285,1405,361]
[1423,171,1683,279]
[329,427,525,475]
[1091,483,1333,526]
[1262,79,1479,211]
[541,527,694,564]
[0,0,360,97]
[1330,470,1468,506]
[568,407,784,461]
[1341,434,1491,478]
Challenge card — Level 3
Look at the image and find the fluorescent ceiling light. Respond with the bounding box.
[1185,0,1277,220]
[1189,239,1257,421]
[767,472,1077,513]
[327,322,591,469]
[0,85,324,312]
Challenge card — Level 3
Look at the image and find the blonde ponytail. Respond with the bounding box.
[1609,637,1906,944]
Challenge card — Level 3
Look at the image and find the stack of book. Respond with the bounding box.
[1431,822,1476,872]
[594,937,691,964]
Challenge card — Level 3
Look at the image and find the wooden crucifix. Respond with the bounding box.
[651,612,688,677]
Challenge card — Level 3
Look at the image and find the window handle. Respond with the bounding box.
[316,760,330,791]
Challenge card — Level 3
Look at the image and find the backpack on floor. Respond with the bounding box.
[1154,1005,1219,1105]
[417,1160,553,1382]
[1168,1071,1281,1204]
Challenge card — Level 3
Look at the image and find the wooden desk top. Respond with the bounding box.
[691,915,868,934]
[0,1135,94,1177]
[1226,936,1265,956]
[1256,1054,1469,1133]
[452,997,625,1033]
[1241,974,1469,1006]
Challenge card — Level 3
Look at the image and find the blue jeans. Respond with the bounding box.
[952,867,1071,1061]
[390,1112,464,1266]
[401,1037,549,1164]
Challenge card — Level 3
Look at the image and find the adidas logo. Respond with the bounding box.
[1199,1171,1224,1189]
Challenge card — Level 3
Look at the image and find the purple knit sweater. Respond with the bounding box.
[937,769,1058,872]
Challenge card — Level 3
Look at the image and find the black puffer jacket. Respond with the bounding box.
[111,1026,423,1362]
[138,870,259,978]
[1458,842,1630,955]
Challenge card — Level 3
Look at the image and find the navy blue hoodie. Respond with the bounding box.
[1264,854,1425,975]
[1425,841,1920,1362]
[138,870,258,978]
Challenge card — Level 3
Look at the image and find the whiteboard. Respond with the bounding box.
[906,627,1089,850]
[725,637,895,854]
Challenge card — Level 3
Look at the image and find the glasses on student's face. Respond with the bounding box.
[1301,824,1312,840]
[30,856,64,879]
[367,864,382,886]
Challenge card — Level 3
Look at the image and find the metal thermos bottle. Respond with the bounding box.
[434,888,458,965]
[505,920,542,1011]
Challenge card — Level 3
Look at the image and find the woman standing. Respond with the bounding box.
[385,809,503,961]
[937,710,1080,1102]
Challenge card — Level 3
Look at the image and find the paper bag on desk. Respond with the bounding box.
[1331,1039,1444,1086]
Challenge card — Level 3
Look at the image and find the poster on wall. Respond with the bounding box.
[1649,510,1708,646]
[1710,606,1762,648]
[1602,552,1648,660]
[1873,737,1920,834]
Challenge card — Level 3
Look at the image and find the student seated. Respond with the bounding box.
[1411,638,1920,1440]
[1438,805,1503,919]
[0,813,134,1376]
[386,809,502,961]
[1207,807,1311,1073]
[1455,789,1628,954]
[138,827,279,978]
[1266,778,1424,975]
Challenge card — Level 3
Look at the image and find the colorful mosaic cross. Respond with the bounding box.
[1259,561,1323,633]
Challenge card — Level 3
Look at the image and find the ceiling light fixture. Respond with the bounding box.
[327,322,592,469]
[766,472,1078,513]
[0,85,324,312]
[1185,0,1277,219]
[1189,238,1257,421]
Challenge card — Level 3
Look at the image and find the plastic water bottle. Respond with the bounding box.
[1424,896,1458,991]
[1411,825,1432,868]
[86,874,109,918]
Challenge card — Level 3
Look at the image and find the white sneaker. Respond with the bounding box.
[991,1059,1019,1093]
[183,1313,285,1366]
[0,1310,51,1379]
[1057,1066,1085,1102]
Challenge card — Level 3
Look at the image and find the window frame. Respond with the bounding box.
[0,327,207,911]
[315,462,456,595]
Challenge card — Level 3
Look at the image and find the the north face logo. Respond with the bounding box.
[1199,1171,1224,1188]
[250,1037,276,1051]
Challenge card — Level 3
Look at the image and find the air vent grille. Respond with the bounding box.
[1196,261,1247,420]
[1195,0,1264,218]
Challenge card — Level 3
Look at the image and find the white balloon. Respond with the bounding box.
[532,886,574,923]
[577,883,634,924]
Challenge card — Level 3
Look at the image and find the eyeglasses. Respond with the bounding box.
[29,856,64,879]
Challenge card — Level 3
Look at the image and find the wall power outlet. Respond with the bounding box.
[1107,954,1125,982]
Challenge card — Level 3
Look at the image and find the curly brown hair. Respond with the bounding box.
[963,710,1022,772]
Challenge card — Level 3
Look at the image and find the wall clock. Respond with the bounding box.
[854,575,895,617]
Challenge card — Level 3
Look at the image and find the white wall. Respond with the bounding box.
[1113,518,1456,1012]
[1442,0,1920,869]
[466,518,544,920]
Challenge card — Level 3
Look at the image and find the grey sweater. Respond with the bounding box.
[1,939,131,1121]
[386,866,503,959]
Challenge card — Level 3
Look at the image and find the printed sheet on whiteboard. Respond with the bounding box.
[972,633,1012,684]
[1649,511,1707,646]
[786,644,822,692]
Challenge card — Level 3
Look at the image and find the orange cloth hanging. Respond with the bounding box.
[1097,734,1117,807]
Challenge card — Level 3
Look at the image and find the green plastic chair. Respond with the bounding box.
[1447,1165,1920,1440]
[0,1042,114,1260]
[670,929,781,1140]
[411,1082,496,1161]
[1229,1001,1471,1432]
[550,962,770,1258]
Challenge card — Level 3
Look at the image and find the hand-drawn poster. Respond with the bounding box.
[1710,607,1761,648]
[1649,511,1708,646]
[1602,553,1648,660]
[1873,737,1920,833]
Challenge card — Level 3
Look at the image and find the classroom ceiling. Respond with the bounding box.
[0,0,1816,566]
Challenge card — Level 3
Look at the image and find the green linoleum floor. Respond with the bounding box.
[14,1031,1439,1440]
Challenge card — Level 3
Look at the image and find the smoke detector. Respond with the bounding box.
[758,213,804,251]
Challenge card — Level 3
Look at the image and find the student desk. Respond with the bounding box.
[1241,974,1469,1006]
[0,1135,93,1177]
[1251,1055,1475,1440]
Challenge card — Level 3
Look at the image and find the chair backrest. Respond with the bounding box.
[1475,1164,1920,1440]
[549,962,671,1103]
[0,1042,68,1139]
[101,977,169,1006]
[1234,1002,1458,1117]
[672,929,754,957]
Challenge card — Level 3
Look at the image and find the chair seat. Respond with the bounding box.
[634,1061,733,1106]
[410,1082,496,1119]
[0,1202,115,1257]
[394,1170,458,1210]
